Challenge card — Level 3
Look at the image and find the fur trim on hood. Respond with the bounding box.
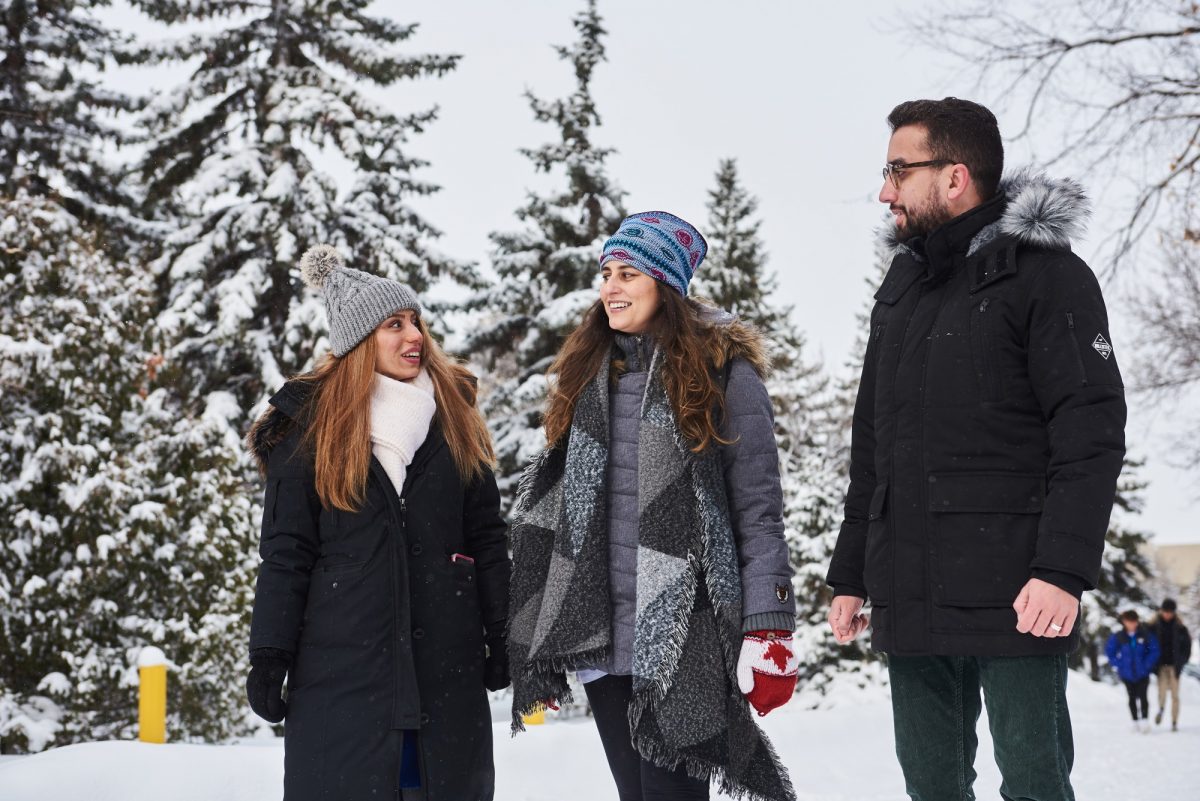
[879,168,1092,257]
[699,305,772,379]
[995,167,1091,249]
[246,381,314,475]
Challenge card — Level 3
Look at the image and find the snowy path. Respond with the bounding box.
[2,674,1196,800]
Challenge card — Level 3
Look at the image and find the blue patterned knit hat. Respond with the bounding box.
[599,211,707,296]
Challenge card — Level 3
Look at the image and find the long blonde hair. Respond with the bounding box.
[296,317,496,512]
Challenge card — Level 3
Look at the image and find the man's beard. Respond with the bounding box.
[893,188,953,243]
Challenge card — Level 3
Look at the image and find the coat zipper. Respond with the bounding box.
[1065,312,1089,386]
[379,464,412,731]
[903,280,939,644]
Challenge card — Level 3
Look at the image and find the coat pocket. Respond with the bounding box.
[863,482,891,606]
[969,297,1003,402]
[444,555,485,653]
[929,472,1045,608]
[448,554,482,610]
[300,559,374,648]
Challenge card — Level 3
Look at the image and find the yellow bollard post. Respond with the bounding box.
[138,646,167,744]
[521,704,546,726]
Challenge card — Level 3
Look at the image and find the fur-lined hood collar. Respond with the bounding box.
[700,306,772,379]
[882,168,1091,258]
[246,381,313,474]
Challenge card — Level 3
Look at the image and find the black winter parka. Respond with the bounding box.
[248,381,510,801]
[827,172,1126,657]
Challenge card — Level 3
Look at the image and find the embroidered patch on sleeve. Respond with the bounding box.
[1092,334,1113,360]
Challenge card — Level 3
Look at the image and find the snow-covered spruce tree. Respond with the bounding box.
[105,387,259,745]
[692,159,870,697]
[1075,458,1154,680]
[0,203,256,751]
[128,0,476,411]
[785,237,897,698]
[0,204,137,752]
[690,159,796,342]
[459,0,625,508]
[0,2,256,751]
[0,0,141,232]
[0,0,138,752]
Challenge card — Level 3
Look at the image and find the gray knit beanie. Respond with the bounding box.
[299,244,422,357]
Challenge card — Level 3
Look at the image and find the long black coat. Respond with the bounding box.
[827,172,1126,656]
[249,381,510,801]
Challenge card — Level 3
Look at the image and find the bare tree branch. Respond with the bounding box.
[907,0,1199,274]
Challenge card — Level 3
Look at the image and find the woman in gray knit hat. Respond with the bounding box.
[508,212,798,801]
[244,245,510,801]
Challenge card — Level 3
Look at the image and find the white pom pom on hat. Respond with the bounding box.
[300,244,344,289]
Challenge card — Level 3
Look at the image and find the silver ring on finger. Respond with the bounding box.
[1049,622,1063,633]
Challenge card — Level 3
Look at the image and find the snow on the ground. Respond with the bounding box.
[2,673,1197,800]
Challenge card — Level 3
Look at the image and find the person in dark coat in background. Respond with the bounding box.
[245,245,511,801]
[1148,598,1192,731]
[1105,610,1160,733]
[826,98,1126,801]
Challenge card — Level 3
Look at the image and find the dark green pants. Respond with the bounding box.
[888,654,1075,801]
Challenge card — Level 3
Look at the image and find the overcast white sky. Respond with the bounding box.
[103,0,1197,547]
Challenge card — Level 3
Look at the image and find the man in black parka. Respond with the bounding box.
[826,98,1126,801]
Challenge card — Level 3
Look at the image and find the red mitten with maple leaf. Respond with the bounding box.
[736,630,798,716]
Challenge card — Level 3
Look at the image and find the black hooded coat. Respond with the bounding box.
[248,380,510,800]
[827,171,1127,656]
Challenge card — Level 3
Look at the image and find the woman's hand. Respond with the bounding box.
[247,648,291,723]
[736,631,798,716]
[483,633,510,692]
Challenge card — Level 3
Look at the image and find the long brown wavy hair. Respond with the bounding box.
[295,316,496,512]
[543,285,734,453]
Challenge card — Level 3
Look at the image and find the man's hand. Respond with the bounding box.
[1013,578,1079,638]
[828,595,870,644]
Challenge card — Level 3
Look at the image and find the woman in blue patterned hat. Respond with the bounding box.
[508,212,799,801]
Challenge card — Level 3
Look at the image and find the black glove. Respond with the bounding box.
[247,648,291,723]
[483,633,509,692]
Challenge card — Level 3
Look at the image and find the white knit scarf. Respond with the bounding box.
[370,370,436,496]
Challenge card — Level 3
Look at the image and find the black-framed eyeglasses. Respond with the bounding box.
[882,159,953,188]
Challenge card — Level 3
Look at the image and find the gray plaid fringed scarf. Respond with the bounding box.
[507,346,795,801]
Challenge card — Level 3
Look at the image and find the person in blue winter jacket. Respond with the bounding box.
[1105,610,1161,732]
